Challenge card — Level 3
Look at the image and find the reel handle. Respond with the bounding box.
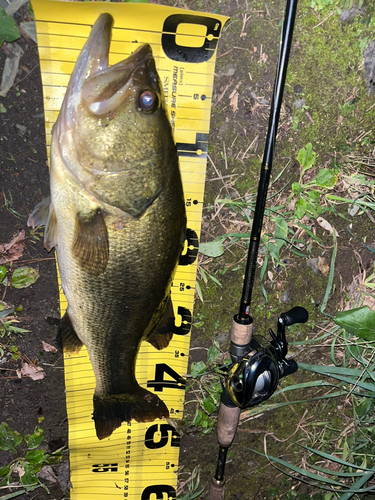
[280,306,308,326]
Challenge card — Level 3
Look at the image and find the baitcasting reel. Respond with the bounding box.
[222,306,308,409]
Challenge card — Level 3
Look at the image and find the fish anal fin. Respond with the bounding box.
[72,208,109,276]
[27,196,51,229]
[57,312,83,353]
[93,387,169,440]
[147,295,174,351]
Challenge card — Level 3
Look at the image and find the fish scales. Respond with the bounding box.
[28,13,186,440]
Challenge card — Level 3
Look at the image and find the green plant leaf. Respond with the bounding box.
[291,182,302,194]
[315,168,338,188]
[0,464,10,479]
[307,190,320,202]
[190,361,206,378]
[25,428,44,450]
[192,407,204,427]
[25,449,44,464]
[0,7,20,46]
[0,266,6,284]
[333,306,375,340]
[305,201,320,218]
[0,423,22,452]
[11,267,39,289]
[207,345,220,364]
[295,197,307,219]
[199,240,224,257]
[20,464,39,489]
[274,218,288,250]
[297,143,316,172]
[202,395,217,414]
[0,491,30,500]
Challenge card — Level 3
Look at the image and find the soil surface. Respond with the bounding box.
[1,1,375,499]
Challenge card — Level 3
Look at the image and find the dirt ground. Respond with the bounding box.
[1,0,375,499]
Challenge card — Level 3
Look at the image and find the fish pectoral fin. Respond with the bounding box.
[72,209,109,276]
[57,312,83,353]
[44,204,58,252]
[147,294,174,350]
[27,196,51,229]
[27,197,58,252]
[93,387,169,440]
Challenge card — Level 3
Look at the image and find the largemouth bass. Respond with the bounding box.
[28,14,186,440]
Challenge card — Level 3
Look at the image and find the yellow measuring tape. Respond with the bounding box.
[32,1,228,497]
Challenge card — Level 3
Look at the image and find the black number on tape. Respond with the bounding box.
[162,14,222,63]
[92,463,118,473]
[147,363,186,392]
[145,424,181,449]
[141,485,176,500]
[174,306,192,336]
[179,228,199,266]
[177,133,209,158]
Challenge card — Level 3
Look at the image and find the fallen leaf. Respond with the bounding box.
[13,464,25,478]
[318,256,329,276]
[230,91,239,112]
[0,42,23,97]
[199,239,225,258]
[0,300,15,318]
[10,266,39,289]
[19,21,37,43]
[316,217,338,237]
[42,341,57,353]
[3,0,29,16]
[37,465,58,483]
[21,363,45,381]
[0,230,25,265]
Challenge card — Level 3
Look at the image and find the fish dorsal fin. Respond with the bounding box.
[147,294,174,350]
[57,312,83,353]
[72,208,109,276]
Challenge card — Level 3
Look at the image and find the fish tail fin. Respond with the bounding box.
[93,387,169,440]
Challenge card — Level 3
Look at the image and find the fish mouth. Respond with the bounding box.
[82,43,154,116]
[80,14,154,116]
[63,14,154,123]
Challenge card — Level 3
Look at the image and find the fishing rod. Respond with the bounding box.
[207,0,308,498]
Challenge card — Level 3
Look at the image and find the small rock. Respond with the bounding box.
[218,65,236,77]
[225,67,236,76]
[214,331,230,344]
[307,258,319,274]
[363,40,375,94]
[279,289,291,303]
[15,124,27,136]
[340,6,360,22]
[294,98,305,109]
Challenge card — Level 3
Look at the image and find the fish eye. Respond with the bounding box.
[139,90,159,112]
